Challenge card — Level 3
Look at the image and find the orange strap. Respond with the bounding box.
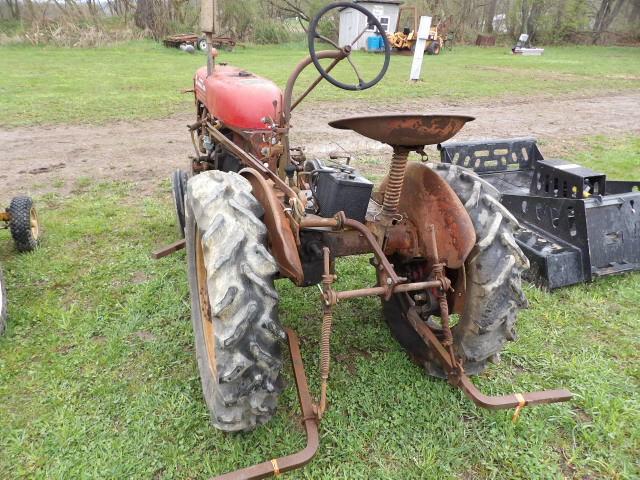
[271,459,281,477]
[512,393,526,423]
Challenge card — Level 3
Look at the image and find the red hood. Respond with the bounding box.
[195,65,283,131]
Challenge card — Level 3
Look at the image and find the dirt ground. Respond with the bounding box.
[1,91,639,204]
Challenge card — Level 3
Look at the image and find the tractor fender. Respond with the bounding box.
[239,168,304,286]
[381,162,476,269]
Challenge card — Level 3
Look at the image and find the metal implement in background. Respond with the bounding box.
[0,195,41,335]
[162,33,236,52]
[439,137,640,289]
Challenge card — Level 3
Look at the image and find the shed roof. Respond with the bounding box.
[354,0,403,5]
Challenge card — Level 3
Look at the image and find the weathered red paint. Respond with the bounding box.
[194,66,283,130]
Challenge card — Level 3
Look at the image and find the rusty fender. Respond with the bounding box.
[240,168,305,286]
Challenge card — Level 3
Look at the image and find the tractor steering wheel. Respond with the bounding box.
[308,2,391,91]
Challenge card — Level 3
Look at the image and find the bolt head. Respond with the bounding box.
[386,277,392,285]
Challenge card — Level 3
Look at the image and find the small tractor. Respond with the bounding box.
[154,2,572,478]
[0,196,40,334]
[387,6,447,55]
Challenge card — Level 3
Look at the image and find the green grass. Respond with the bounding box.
[0,136,638,479]
[1,41,639,126]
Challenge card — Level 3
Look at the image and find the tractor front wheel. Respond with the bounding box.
[171,169,188,238]
[383,163,529,377]
[8,196,39,252]
[185,170,285,432]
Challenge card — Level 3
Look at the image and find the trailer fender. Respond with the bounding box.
[240,168,304,286]
[381,162,476,269]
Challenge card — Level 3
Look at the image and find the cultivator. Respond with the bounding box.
[439,138,640,288]
[153,2,574,478]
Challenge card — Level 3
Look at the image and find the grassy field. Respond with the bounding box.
[0,135,638,479]
[1,41,639,126]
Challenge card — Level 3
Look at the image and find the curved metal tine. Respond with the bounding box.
[346,55,366,87]
[315,32,340,50]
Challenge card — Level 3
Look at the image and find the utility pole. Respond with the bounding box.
[201,0,217,75]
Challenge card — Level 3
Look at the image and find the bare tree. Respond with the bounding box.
[484,0,499,32]
[592,0,627,43]
[4,0,21,20]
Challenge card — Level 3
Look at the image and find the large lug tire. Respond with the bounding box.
[0,267,7,336]
[171,169,188,239]
[8,196,39,252]
[185,170,285,432]
[383,163,529,377]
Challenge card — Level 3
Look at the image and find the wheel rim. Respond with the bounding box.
[30,207,39,240]
[195,229,218,378]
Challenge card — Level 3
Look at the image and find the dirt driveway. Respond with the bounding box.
[1,91,639,203]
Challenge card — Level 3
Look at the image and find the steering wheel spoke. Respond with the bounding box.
[308,2,391,92]
[345,56,365,89]
[315,32,340,50]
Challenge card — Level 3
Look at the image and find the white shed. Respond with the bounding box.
[338,0,402,51]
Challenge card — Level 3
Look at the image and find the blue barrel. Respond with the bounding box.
[367,36,379,51]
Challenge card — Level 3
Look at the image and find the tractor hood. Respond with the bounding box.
[194,65,283,131]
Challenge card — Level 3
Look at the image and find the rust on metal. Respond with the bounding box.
[206,124,298,200]
[196,230,218,379]
[318,247,335,419]
[405,307,573,410]
[313,224,417,258]
[381,147,410,219]
[300,213,400,286]
[380,162,476,268]
[278,49,349,179]
[240,168,304,285]
[0,211,10,222]
[212,328,319,480]
[328,114,474,147]
[152,239,186,259]
[334,280,441,302]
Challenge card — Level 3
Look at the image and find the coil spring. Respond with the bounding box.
[439,294,453,346]
[320,308,333,381]
[382,148,410,216]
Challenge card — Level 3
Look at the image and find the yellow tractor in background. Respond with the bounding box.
[387,6,449,55]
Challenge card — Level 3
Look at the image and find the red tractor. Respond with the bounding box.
[155,3,572,478]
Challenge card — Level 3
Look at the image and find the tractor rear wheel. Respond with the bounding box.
[185,170,285,432]
[383,163,529,377]
[8,196,39,252]
[0,267,6,335]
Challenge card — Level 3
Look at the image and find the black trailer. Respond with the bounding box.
[439,138,640,289]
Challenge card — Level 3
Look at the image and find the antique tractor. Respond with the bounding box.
[0,196,40,334]
[155,2,572,478]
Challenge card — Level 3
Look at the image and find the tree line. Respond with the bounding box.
[1,0,638,45]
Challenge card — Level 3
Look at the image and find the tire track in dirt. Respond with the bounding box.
[1,92,638,203]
